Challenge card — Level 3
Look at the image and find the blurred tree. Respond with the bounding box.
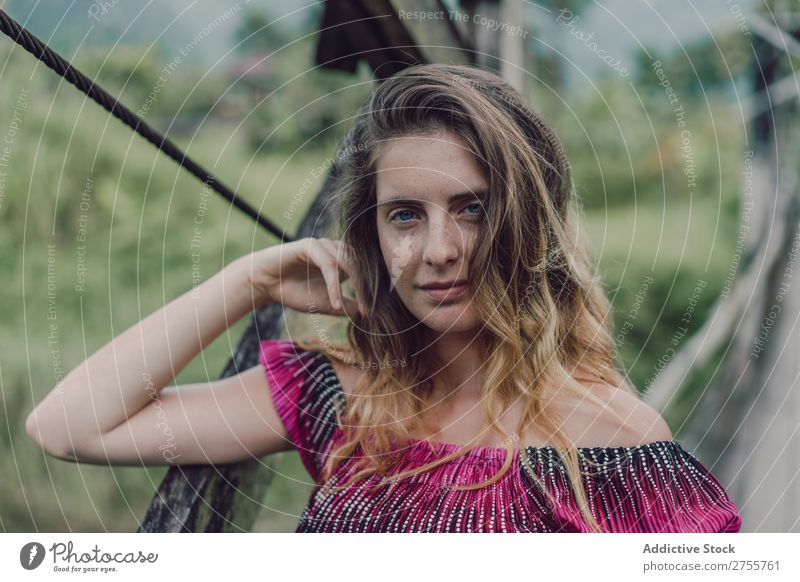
[229,6,373,154]
[632,30,751,98]
[234,8,297,55]
[527,0,594,92]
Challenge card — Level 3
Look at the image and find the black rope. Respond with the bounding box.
[0,9,293,243]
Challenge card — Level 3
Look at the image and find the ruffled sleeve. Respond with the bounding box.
[259,339,345,483]
[576,441,743,533]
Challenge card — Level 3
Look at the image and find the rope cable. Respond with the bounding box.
[0,8,294,243]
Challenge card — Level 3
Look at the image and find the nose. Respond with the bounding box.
[422,210,462,268]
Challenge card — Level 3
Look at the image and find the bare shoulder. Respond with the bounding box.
[564,379,674,447]
[605,383,673,444]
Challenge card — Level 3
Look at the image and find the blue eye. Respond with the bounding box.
[463,202,483,216]
[389,209,418,223]
[388,203,482,224]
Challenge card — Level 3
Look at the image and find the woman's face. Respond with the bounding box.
[375,129,488,336]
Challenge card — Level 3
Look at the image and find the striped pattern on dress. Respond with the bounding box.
[259,339,743,533]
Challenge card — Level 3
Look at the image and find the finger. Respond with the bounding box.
[326,240,367,315]
[338,295,363,319]
[320,238,351,281]
[320,238,358,311]
[318,238,347,310]
[336,241,358,280]
[320,238,367,316]
[308,240,344,312]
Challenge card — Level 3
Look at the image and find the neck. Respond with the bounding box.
[428,330,485,398]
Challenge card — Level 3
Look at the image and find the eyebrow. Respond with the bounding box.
[378,190,487,207]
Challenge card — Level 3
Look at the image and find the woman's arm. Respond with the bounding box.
[25,238,361,465]
[25,254,259,460]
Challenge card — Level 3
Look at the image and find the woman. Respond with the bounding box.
[26,63,742,533]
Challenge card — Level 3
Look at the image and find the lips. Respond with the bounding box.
[419,281,469,302]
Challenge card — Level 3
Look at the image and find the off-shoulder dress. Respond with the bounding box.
[259,338,743,533]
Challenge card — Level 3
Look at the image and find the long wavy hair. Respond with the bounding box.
[296,63,638,532]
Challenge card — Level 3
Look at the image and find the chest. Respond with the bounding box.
[410,396,598,449]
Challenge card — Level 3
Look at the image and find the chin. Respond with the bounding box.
[415,304,481,335]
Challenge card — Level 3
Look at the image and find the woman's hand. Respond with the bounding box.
[243,237,364,317]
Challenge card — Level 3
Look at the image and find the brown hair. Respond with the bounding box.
[298,63,637,532]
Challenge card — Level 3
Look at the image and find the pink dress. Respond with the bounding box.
[260,338,743,533]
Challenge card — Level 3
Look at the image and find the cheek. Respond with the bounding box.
[381,233,420,287]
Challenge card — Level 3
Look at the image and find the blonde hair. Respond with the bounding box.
[297,63,638,532]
